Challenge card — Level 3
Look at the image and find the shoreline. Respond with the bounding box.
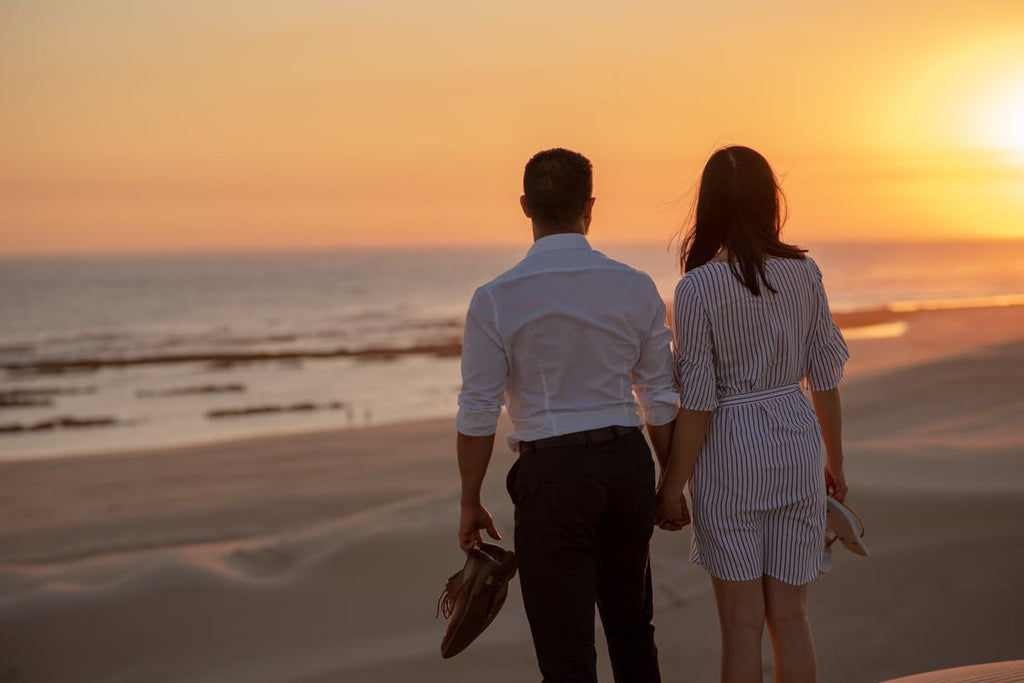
[5,302,1024,464]
[6,301,1024,464]
[3,299,1023,377]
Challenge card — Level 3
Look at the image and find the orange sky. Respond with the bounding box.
[2,1,1024,254]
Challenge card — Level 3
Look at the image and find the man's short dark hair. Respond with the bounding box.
[523,148,593,226]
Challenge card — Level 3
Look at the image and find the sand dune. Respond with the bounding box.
[884,659,1024,682]
[1,306,1023,682]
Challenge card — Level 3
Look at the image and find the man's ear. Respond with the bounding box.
[582,197,595,233]
[520,195,531,218]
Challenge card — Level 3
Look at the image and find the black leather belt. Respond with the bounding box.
[518,425,640,454]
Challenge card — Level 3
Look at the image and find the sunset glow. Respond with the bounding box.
[2,1,1024,254]
[978,83,1024,158]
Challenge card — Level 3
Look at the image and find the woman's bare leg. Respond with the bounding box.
[763,576,817,683]
[711,576,765,682]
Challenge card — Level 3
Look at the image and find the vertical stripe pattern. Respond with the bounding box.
[673,256,849,585]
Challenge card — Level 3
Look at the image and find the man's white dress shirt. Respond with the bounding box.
[457,233,678,451]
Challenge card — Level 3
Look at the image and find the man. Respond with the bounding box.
[456,148,679,682]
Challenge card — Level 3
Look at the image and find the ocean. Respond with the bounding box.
[2,239,1024,461]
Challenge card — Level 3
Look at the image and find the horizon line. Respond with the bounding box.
[2,234,1023,259]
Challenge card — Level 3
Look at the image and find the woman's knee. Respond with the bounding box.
[712,577,766,630]
[763,576,809,625]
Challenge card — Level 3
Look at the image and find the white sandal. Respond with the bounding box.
[825,496,869,557]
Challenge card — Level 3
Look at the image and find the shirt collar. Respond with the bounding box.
[526,232,592,257]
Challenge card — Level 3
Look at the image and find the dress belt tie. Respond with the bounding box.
[717,383,802,407]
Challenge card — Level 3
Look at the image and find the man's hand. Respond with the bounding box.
[459,504,502,552]
[654,487,691,531]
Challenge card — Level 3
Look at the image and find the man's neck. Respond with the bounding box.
[532,223,588,243]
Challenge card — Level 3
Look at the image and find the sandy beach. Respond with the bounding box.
[2,304,1023,682]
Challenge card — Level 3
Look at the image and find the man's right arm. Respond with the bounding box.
[457,287,507,437]
[455,287,509,551]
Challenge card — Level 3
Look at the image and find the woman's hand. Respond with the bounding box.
[654,487,691,531]
[825,463,848,502]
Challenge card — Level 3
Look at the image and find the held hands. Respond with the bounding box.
[825,462,849,502]
[458,503,501,553]
[654,486,691,531]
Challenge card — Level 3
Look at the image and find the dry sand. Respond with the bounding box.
[1,305,1023,682]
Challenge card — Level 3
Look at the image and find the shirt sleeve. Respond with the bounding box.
[631,278,680,426]
[805,260,850,391]
[673,275,718,411]
[456,287,507,435]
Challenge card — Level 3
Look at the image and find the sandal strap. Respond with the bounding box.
[845,504,866,537]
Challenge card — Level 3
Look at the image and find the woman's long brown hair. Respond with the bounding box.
[679,146,806,295]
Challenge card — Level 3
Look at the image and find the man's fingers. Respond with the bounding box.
[486,523,502,540]
[656,518,685,531]
[459,527,481,551]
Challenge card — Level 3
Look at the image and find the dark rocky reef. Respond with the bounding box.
[0,415,119,434]
[137,384,246,398]
[4,340,462,376]
[206,401,345,419]
[0,386,97,409]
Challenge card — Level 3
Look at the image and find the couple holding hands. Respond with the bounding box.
[455,146,850,682]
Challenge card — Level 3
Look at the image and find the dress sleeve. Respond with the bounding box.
[673,275,717,411]
[805,259,850,391]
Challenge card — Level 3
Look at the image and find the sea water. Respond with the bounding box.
[2,239,1023,460]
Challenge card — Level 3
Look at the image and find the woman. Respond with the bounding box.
[655,146,850,682]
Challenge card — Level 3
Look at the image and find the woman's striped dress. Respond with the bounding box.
[673,256,849,585]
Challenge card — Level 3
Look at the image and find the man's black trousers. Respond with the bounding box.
[506,428,661,683]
